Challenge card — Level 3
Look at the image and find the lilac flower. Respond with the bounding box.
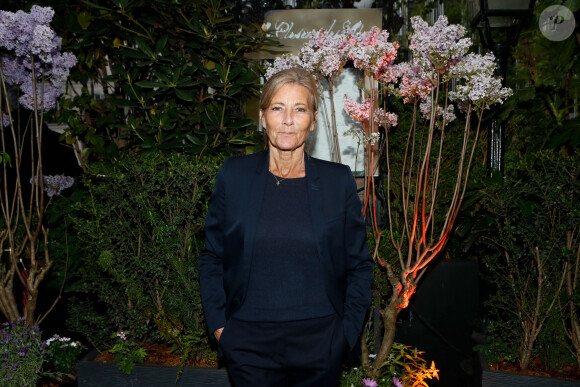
[0,6,76,112]
[30,175,75,197]
[361,378,378,387]
[392,376,403,387]
[409,15,471,73]
[18,347,27,356]
[1,114,10,128]
[344,96,398,128]
[420,97,456,126]
[29,5,55,27]
[393,62,434,104]
[31,25,58,63]
[299,28,350,78]
[345,27,399,79]
[449,74,512,110]
[264,54,303,80]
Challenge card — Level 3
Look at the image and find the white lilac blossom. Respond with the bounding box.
[344,126,381,146]
[0,6,76,111]
[447,52,512,110]
[419,97,456,126]
[263,54,303,80]
[448,52,496,82]
[450,74,513,111]
[409,15,471,74]
[30,175,74,197]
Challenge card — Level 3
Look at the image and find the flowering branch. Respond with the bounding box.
[0,6,76,325]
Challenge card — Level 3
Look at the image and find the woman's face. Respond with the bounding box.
[260,83,316,153]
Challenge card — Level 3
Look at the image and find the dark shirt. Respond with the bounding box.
[234,172,335,322]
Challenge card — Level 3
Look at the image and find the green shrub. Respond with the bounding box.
[67,152,223,359]
[480,150,579,369]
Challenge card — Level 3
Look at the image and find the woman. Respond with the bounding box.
[199,67,373,386]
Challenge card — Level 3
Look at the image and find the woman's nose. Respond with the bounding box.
[283,110,294,125]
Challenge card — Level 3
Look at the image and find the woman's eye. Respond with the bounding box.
[271,106,282,111]
[296,107,307,112]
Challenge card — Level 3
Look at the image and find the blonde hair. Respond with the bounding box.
[260,68,318,116]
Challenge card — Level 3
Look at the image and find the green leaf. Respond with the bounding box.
[134,37,155,59]
[77,11,92,29]
[134,81,170,89]
[175,89,194,102]
[155,34,169,53]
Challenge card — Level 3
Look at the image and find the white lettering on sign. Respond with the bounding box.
[262,20,366,40]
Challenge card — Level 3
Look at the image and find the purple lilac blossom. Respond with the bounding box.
[0,6,76,112]
[392,377,403,387]
[1,114,10,128]
[30,175,75,197]
[117,331,127,341]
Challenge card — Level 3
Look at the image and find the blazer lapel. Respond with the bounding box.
[305,155,326,264]
[241,151,269,270]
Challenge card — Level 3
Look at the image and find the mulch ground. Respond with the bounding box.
[94,342,219,368]
[489,358,580,381]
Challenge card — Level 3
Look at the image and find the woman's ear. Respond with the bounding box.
[310,111,318,131]
[259,110,265,129]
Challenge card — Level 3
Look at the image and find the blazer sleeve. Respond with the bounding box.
[342,167,374,350]
[198,159,229,336]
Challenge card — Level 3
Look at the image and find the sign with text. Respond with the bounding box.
[250,9,382,59]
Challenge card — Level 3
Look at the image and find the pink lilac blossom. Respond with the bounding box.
[392,377,403,387]
[409,15,471,74]
[345,27,399,80]
[393,62,434,104]
[343,96,398,128]
[419,97,456,126]
[0,6,76,111]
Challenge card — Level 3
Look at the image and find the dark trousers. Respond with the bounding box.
[219,314,348,387]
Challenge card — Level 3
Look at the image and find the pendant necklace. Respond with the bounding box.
[270,171,286,186]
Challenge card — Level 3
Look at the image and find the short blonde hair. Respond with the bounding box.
[260,68,318,117]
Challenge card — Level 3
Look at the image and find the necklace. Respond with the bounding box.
[270,171,287,186]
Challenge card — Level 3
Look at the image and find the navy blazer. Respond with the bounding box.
[198,151,373,350]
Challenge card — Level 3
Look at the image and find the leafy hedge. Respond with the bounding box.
[67,152,223,357]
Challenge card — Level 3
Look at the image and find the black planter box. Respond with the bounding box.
[477,351,580,387]
[77,350,232,387]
